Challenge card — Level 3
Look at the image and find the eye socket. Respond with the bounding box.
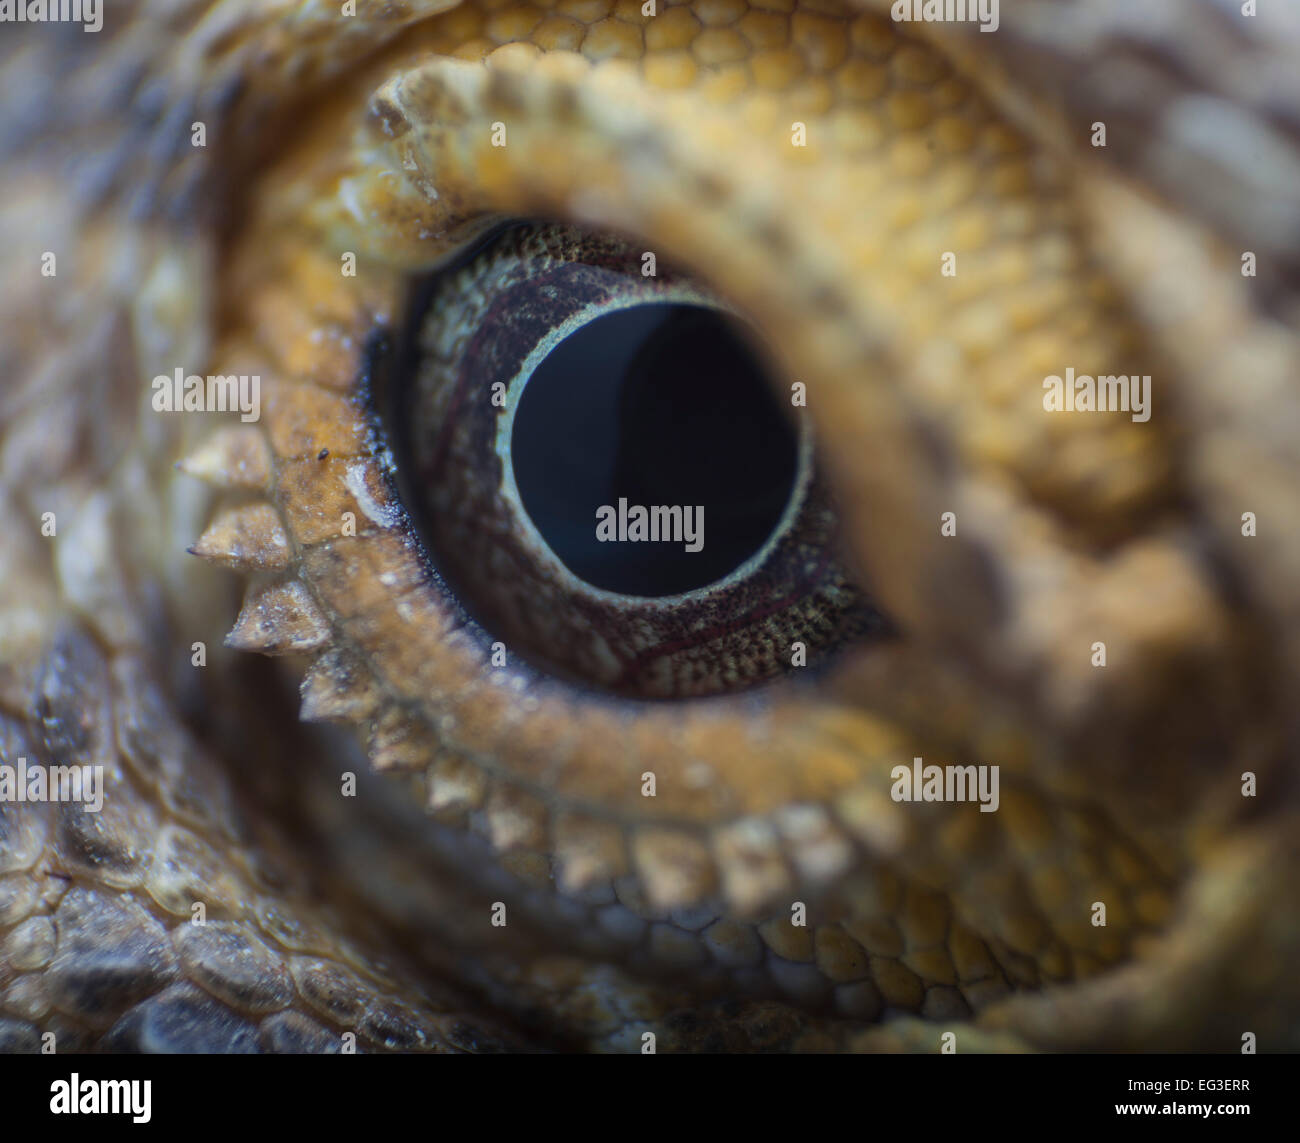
[376,221,891,699]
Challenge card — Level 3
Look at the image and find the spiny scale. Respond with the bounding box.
[480,783,549,853]
[189,503,291,571]
[225,579,330,655]
[367,706,441,772]
[426,750,488,818]
[176,425,273,490]
[299,648,383,724]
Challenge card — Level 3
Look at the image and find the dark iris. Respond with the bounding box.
[381,221,885,699]
[511,303,799,597]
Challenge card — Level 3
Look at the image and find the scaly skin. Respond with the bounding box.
[0,0,1298,1052]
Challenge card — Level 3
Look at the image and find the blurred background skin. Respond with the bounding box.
[0,0,1297,1052]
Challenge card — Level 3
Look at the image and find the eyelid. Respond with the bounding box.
[205,177,918,926]
[212,41,932,813]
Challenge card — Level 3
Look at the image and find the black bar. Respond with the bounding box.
[0,1051,1286,1133]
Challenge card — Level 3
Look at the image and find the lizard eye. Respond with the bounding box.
[374,221,890,699]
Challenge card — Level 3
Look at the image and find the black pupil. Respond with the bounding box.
[511,303,799,597]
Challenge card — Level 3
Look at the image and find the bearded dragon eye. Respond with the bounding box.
[372,221,891,698]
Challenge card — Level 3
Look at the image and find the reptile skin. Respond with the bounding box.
[1,0,1298,1052]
